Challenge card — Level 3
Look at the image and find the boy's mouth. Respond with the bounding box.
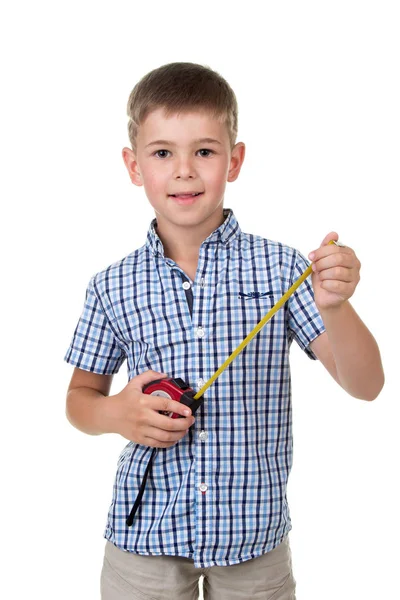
[169,192,203,198]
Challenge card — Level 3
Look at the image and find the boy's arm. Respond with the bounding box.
[309,314,384,400]
[66,368,115,435]
[307,233,384,401]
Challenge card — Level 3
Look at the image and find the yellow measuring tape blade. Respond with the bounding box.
[193,239,338,401]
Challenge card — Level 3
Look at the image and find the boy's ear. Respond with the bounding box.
[227,142,245,183]
[122,147,143,186]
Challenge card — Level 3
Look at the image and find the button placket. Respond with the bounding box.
[178,272,194,320]
[191,252,212,510]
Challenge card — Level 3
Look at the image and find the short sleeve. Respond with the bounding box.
[64,276,126,374]
[287,250,326,360]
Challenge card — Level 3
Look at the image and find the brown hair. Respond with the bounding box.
[127,62,238,153]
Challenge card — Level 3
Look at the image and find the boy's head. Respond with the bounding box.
[126,62,238,154]
[122,62,245,244]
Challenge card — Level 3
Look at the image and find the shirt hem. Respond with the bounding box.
[301,324,326,360]
[64,354,120,375]
[103,526,292,569]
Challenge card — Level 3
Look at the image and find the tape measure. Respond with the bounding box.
[126,239,341,525]
[142,377,204,418]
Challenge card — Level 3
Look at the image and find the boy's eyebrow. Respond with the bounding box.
[145,138,223,148]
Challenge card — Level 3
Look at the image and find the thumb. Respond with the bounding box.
[130,370,169,391]
[320,231,339,247]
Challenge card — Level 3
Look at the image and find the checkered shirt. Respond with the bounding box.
[64,209,325,568]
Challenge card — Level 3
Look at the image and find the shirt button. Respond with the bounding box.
[199,430,208,442]
[182,281,191,290]
[199,483,208,493]
[196,378,205,390]
[195,326,205,338]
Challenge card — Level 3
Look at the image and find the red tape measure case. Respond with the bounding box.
[142,377,204,418]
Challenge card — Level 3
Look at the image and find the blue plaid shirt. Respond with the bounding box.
[65,209,325,568]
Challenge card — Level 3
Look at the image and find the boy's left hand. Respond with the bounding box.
[308,232,361,310]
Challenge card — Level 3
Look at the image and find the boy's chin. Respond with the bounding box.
[155,207,224,229]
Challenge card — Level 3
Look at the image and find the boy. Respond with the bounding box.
[64,62,384,599]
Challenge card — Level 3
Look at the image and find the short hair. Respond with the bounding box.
[127,62,238,152]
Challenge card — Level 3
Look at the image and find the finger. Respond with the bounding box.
[146,426,189,444]
[143,429,189,448]
[148,410,195,431]
[320,231,339,247]
[315,266,354,283]
[309,244,353,263]
[144,410,195,431]
[312,251,355,272]
[141,436,177,449]
[319,279,351,295]
[144,394,193,418]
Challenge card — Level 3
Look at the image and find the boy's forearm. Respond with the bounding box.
[319,301,384,400]
[66,387,117,436]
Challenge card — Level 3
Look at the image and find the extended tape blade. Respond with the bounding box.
[193,263,314,400]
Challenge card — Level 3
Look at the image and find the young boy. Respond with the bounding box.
[64,62,384,599]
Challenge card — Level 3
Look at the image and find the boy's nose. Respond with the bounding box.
[174,157,196,179]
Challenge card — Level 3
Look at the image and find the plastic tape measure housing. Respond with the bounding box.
[142,377,204,418]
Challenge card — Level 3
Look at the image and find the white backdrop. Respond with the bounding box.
[1,1,399,598]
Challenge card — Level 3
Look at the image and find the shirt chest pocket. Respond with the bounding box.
[229,285,278,320]
[210,282,286,356]
[199,293,283,381]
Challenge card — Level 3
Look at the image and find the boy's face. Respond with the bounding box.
[122,107,245,241]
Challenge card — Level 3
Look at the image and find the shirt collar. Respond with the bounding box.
[146,209,241,257]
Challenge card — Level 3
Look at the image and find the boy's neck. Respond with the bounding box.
[154,210,226,264]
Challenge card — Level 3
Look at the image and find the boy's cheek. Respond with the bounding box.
[142,176,166,197]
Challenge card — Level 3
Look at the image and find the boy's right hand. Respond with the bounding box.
[109,370,195,448]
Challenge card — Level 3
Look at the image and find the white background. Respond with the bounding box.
[1,1,399,598]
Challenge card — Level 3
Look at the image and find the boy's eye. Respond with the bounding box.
[198,149,214,157]
[153,149,214,159]
[154,149,170,158]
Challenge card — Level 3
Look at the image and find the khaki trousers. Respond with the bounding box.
[100,535,296,599]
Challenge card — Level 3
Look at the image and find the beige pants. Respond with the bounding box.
[100,535,296,599]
